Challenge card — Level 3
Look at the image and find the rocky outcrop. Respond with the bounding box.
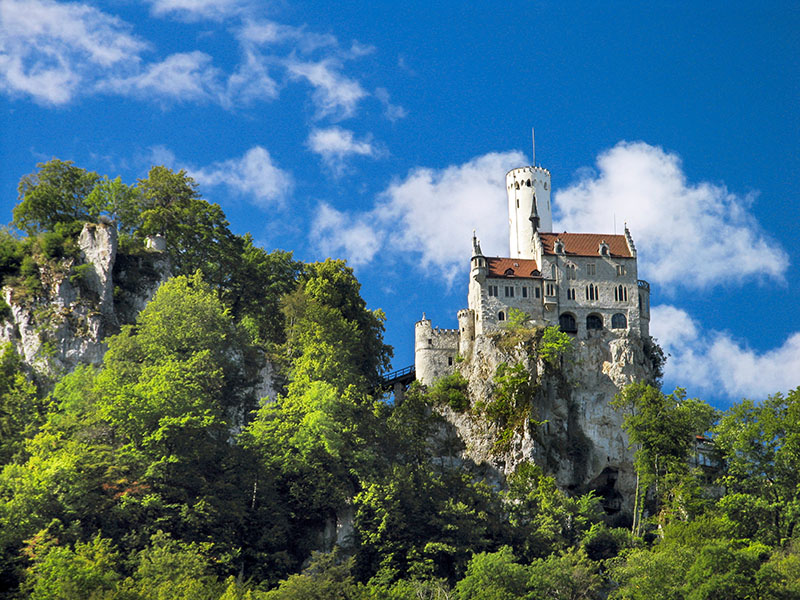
[441,329,655,518]
[0,222,169,381]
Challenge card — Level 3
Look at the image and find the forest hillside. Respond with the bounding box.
[0,160,799,599]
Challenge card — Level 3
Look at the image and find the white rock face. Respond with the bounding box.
[0,223,163,379]
[78,222,118,324]
[440,329,655,516]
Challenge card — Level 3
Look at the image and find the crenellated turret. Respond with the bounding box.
[414,315,459,385]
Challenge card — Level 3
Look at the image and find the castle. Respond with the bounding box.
[415,161,651,384]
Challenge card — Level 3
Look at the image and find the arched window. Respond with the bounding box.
[585,284,599,301]
[498,311,505,321]
[566,264,577,280]
[612,313,627,329]
[515,182,520,190]
[526,179,532,187]
[587,314,603,330]
[559,313,577,333]
[614,285,628,302]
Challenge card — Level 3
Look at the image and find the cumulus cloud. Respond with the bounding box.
[0,0,147,104]
[311,150,526,280]
[99,51,222,103]
[307,127,377,174]
[190,146,292,208]
[312,204,383,266]
[554,141,789,290]
[651,305,800,400]
[286,57,368,120]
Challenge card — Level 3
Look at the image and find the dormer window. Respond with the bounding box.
[504,268,515,276]
[554,239,565,254]
[599,241,610,256]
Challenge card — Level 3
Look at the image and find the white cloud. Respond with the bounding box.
[146,0,246,21]
[310,150,526,281]
[0,0,147,104]
[651,305,800,400]
[0,3,388,119]
[237,20,337,52]
[312,204,383,266]
[190,146,292,208]
[99,51,222,103]
[375,87,407,122]
[146,144,179,167]
[307,127,377,174]
[554,141,789,290]
[286,57,367,120]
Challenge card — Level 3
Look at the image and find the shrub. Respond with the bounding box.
[539,326,573,367]
[429,372,470,412]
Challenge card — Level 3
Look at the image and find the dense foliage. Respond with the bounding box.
[1,160,799,598]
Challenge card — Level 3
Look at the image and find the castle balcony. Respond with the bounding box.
[543,278,558,309]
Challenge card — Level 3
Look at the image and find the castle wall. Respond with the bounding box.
[540,253,645,337]
[414,318,459,385]
[470,276,546,334]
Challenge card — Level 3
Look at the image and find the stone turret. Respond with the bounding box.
[457,308,475,358]
[507,165,553,259]
[414,315,458,385]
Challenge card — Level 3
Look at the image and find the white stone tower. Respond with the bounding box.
[506,165,552,258]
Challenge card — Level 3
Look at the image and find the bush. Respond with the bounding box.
[429,372,470,412]
[0,230,24,283]
[38,231,66,259]
[539,326,572,367]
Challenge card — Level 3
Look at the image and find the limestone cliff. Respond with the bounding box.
[439,329,658,518]
[0,223,170,381]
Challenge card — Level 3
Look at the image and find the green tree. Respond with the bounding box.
[295,259,392,388]
[0,343,41,465]
[224,236,302,348]
[118,531,227,600]
[612,384,716,535]
[13,159,99,234]
[135,166,242,288]
[22,534,121,600]
[453,546,529,600]
[85,176,142,235]
[263,552,367,600]
[527,548,602,600]
[474,362,539,454]
[353,465,504,584]
[505,463,603,561]
[712,388,800,545]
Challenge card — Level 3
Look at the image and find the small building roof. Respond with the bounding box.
[539,232,632,258]
[487,257,540,278]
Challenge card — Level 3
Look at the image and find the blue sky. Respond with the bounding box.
[1,0,798,408]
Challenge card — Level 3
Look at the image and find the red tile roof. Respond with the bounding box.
[539,232,632,258]
[487,257,540,278]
